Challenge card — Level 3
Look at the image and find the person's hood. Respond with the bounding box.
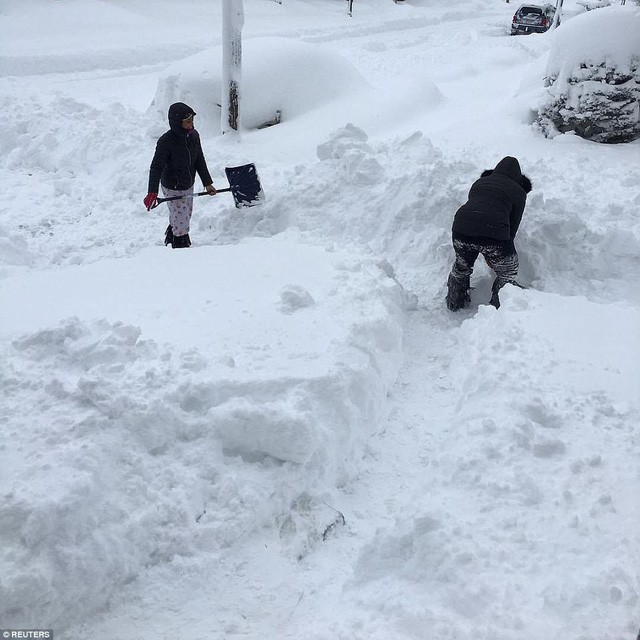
[168,102,196,134]
[493,156,522,180]
[479,156,532,193]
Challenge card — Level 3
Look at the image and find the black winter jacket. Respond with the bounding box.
[452,156,532,241]
[147,102,213,193]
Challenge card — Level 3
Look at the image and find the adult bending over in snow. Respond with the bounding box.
[446,156,532,311]
[144,102,217,248]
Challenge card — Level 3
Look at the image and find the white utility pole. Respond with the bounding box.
[221,0,244,134]
[551,0,563,29]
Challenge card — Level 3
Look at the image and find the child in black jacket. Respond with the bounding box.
[144,102,216,248]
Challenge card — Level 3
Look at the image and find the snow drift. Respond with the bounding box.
[0,240,405,628]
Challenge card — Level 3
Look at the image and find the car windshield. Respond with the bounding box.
[519,6,543,14]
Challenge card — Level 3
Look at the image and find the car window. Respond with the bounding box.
[519,6,543,14]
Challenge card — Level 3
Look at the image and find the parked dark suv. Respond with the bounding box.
[511,3,557,35]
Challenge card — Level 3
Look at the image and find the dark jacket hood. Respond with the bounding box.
[168,102,196,134]
[494,156,522,180]
[480,156,532,193]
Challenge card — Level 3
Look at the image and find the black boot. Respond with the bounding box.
[171,233,191,249]
[446,273,471,311]
[490,278,525,308]
[164,225,174,246]
[490,278,501,308]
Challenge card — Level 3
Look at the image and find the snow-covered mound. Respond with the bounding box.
[200,122,640,305]
[149,37,372,134]
[0,239,405,628]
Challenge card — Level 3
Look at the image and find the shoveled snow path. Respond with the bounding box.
[69,309,460,640]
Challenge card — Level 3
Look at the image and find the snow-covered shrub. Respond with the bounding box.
[537,6,640,143]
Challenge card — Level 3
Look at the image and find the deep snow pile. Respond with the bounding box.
[0,240,405,628]
[1,0,640,638]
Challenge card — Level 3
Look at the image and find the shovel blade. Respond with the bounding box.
[225,163,265,208]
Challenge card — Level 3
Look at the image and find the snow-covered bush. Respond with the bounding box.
[537,6,640,143]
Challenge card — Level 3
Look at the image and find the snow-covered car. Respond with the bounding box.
[510,3,556,35]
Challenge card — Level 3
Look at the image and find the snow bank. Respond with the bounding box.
[2,87,639,305]
[202,122,640,304]
[443,287,640,637]
[0,238,404,629]
[346,286,640,639]
[200,124,473,296]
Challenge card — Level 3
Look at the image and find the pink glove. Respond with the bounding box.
[144,192,158,210]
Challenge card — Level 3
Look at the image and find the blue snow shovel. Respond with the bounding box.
[152,163,265,209]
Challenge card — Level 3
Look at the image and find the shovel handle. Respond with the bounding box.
[152,187,232,208]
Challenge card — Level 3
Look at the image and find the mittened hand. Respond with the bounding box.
[144,192,158,210]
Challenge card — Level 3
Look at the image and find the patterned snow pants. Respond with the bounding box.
[450,232,519,288]
[161,186,194,237]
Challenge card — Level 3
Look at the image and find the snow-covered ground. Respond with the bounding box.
[1,0,639,638]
